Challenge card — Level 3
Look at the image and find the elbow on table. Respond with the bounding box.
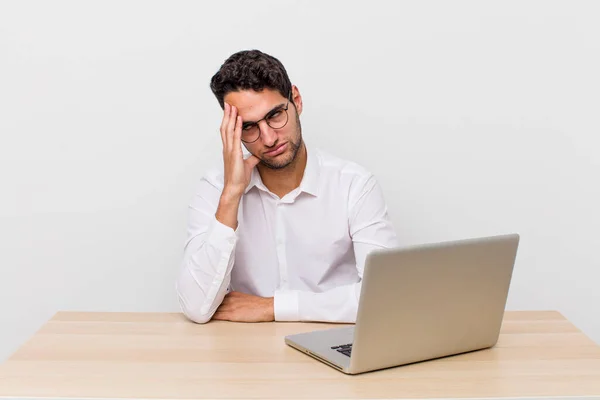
[176,281,215,324]
[178,295,214,324]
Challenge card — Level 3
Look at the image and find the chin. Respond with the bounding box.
[260,148,296,170]
[260,156,292,170]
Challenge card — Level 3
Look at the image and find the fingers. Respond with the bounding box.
[220,103,238,151]
[212,311,229,321]
[216,292,234,311]
[233,115,242,148]
[220,103,230,147]
[213,295,234,320]
[226,105,238,152]
[244,155,260,169]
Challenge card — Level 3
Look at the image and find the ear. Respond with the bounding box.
[290,85,303,116]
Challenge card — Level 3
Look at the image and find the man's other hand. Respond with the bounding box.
[212,291,275,322]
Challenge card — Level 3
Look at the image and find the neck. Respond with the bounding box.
[257,142,307,199]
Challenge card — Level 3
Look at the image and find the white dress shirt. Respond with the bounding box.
[176,147,398,323]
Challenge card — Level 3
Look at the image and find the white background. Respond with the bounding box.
[1,0,599,362]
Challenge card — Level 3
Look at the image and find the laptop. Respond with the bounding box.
[285,233,520,374]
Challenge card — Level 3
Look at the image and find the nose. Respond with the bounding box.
[258,121,278,147]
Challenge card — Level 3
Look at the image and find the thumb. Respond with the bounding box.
[244,154,260,169]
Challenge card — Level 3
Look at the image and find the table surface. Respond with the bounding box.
[1,310,599,400]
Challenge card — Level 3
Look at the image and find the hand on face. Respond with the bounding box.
[223,89,303,171]
[220,103,260,198]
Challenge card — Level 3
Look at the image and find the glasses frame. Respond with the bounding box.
[240,99,291,143]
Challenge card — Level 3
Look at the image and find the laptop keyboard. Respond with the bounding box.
[331,343,352,357]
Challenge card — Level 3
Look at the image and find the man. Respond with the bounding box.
[176,50,398,324]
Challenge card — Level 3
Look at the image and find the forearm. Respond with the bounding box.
[215,188,242,230]
[274,282,361,323]
[180,98,258,323]
[177,216,237,324]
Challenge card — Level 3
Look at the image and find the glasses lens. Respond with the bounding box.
[267,109,288,129]
[241,126,260,143]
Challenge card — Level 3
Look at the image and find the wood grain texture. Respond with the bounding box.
[0,310,599,399]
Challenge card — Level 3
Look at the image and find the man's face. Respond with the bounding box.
[224,88,303,170]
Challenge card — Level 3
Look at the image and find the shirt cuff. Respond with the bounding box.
[274,289,300,321]
[207,216,237,253]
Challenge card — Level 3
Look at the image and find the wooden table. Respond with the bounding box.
[0,311,599,399]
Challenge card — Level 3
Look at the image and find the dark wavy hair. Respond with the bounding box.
[210,50,293,109]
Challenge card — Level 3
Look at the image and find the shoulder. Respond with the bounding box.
[312,148,380,207]
[314,149,375,190]
[314,148,373,180]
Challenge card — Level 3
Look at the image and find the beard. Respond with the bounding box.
[258,113,303,170]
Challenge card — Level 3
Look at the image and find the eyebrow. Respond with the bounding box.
[242,103,286,125]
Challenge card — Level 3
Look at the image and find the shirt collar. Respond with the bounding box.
[298,147,320,197]
[243,146,321,197]
[244,164,267,194]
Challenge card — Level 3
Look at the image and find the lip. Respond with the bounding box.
[264,142,288,156]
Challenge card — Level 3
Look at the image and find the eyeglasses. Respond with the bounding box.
[240,100,290,143]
